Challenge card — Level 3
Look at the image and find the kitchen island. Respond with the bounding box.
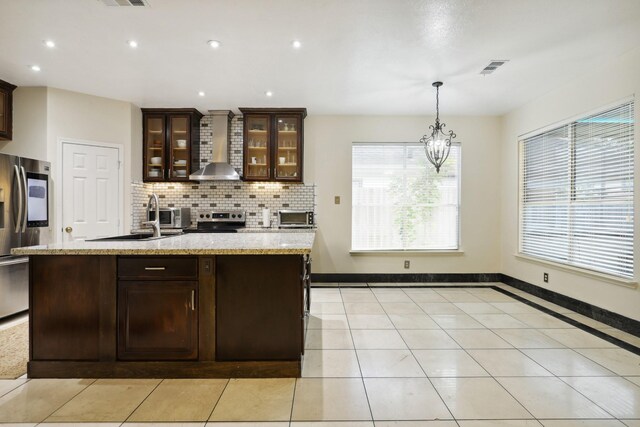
[12,232,314,378]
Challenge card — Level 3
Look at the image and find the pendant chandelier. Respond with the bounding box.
[420,81,456,173]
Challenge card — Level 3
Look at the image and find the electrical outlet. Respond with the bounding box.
[404,260,410,269]
[334,196,341,205]
[543,272,549,283]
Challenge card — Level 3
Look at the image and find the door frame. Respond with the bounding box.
[56,138,124,242]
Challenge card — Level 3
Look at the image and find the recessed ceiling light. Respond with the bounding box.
[265,91,273,97]
[128,40,138,48]
[208,40,221,49]
[291,40,302,49]
[198,91,205,97]
[43,40,56,48]
[30,65,41,72]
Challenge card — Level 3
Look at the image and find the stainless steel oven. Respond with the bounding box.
[277,210,314,228]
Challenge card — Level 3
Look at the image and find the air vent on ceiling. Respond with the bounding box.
[99,0,148,6]
[480,60,509,75]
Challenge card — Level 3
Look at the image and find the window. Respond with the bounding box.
[352,142,460,251]
[520,101,634,279]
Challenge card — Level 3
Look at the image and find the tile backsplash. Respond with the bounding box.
[132,113,315,229]
[132,181,315,229]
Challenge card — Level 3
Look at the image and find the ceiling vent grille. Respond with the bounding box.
[480,60,509,75]
[99,0,148,6]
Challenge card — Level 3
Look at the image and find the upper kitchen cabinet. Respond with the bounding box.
[0,79,17,141]
[240,108,307,182]
[142,108,203,182]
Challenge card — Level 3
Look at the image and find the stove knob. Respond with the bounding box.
[231,214,236,218]
[206,214,211,218]
[238,214,242,218]
[199,214,204,219]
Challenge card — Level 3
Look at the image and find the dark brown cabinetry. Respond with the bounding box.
[240,108,306,182]
[27,253,305,378]
[117,256,198,360]
[142,108,203,182]
[0,79,17,141]
[215,255,303,361]
[30,256,116,361]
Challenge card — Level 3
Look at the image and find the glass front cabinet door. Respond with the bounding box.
[142,108,203,182]
[244,115,271,180]
[144,115,166,182]
[240,108,306,182]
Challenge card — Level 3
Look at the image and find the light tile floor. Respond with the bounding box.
[0,284,639,426]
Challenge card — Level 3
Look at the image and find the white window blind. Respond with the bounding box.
[520,101,634,279]
[352,143,460,250]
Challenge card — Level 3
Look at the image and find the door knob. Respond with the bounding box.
[65,226,73,233]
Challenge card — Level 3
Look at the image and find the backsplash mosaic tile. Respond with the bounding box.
[132,181,315,229]
[133,112,314,229]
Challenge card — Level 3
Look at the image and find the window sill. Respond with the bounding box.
[514,253,638,289]
[350,249,464,255]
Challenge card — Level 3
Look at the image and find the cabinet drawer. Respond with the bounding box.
[118,256,198,280]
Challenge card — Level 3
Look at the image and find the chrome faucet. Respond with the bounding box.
[142,193,161,238]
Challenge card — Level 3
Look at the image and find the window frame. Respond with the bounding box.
[350,141,462,253]
[517,98,635,283]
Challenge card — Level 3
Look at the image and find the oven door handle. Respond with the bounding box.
[20,166,28,232]
[13,165,23,233]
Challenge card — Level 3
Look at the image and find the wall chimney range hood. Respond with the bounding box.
[189,110,241,181]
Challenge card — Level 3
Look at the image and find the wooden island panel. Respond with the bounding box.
[30,255,116,361]
[27,254,305,378]
[215,255,303,361]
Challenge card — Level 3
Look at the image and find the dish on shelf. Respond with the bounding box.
[174,170,187,177]
[176,139,187,148]
[148,170,161,177]
[150,157,162,165]
[174,159,187,166]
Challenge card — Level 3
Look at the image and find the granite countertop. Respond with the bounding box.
[11,232,315,256]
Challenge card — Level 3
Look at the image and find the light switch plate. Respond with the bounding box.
[334,196,341,204]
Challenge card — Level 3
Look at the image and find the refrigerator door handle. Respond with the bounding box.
[13,165,23,233]
[20,166,27,232]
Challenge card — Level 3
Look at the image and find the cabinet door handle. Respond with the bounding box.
[144,267,165,271]
[191,290,195,311]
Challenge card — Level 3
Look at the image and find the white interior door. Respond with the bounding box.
[62,142,121,241]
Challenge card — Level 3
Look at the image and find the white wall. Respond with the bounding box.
[0,87,48,159]
[500,47,640,320]
[305,115,502,275]
[45,87,141,241]
[3,86,142,242]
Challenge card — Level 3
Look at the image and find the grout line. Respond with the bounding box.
[205,377,231,423]
[369,287,457,422]
[35,377,98,425]
[338,284,375,423]
[121,378,164,423]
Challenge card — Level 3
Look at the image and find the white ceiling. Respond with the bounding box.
[1,0,639,116]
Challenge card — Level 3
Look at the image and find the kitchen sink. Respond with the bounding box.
[88,233,176,242]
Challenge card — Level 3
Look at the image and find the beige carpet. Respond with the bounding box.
[0,321,28,379]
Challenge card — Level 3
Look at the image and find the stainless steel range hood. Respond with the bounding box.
[189,110,240,181]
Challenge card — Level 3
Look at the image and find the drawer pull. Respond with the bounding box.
[144,267,166,271]
[191,290,195,311]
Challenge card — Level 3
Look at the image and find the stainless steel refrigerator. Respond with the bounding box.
[0,153,51,319]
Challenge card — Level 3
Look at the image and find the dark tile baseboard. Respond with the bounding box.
[500,274,640,338]
[310,273,501,283]
[310,272,640,340]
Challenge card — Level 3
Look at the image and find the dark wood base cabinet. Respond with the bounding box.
[28,254,306,378]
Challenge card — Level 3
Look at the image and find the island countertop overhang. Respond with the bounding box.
[11,231,315,256]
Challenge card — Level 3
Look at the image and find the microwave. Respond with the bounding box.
[147,207,191,229]
[278,210,314,228]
